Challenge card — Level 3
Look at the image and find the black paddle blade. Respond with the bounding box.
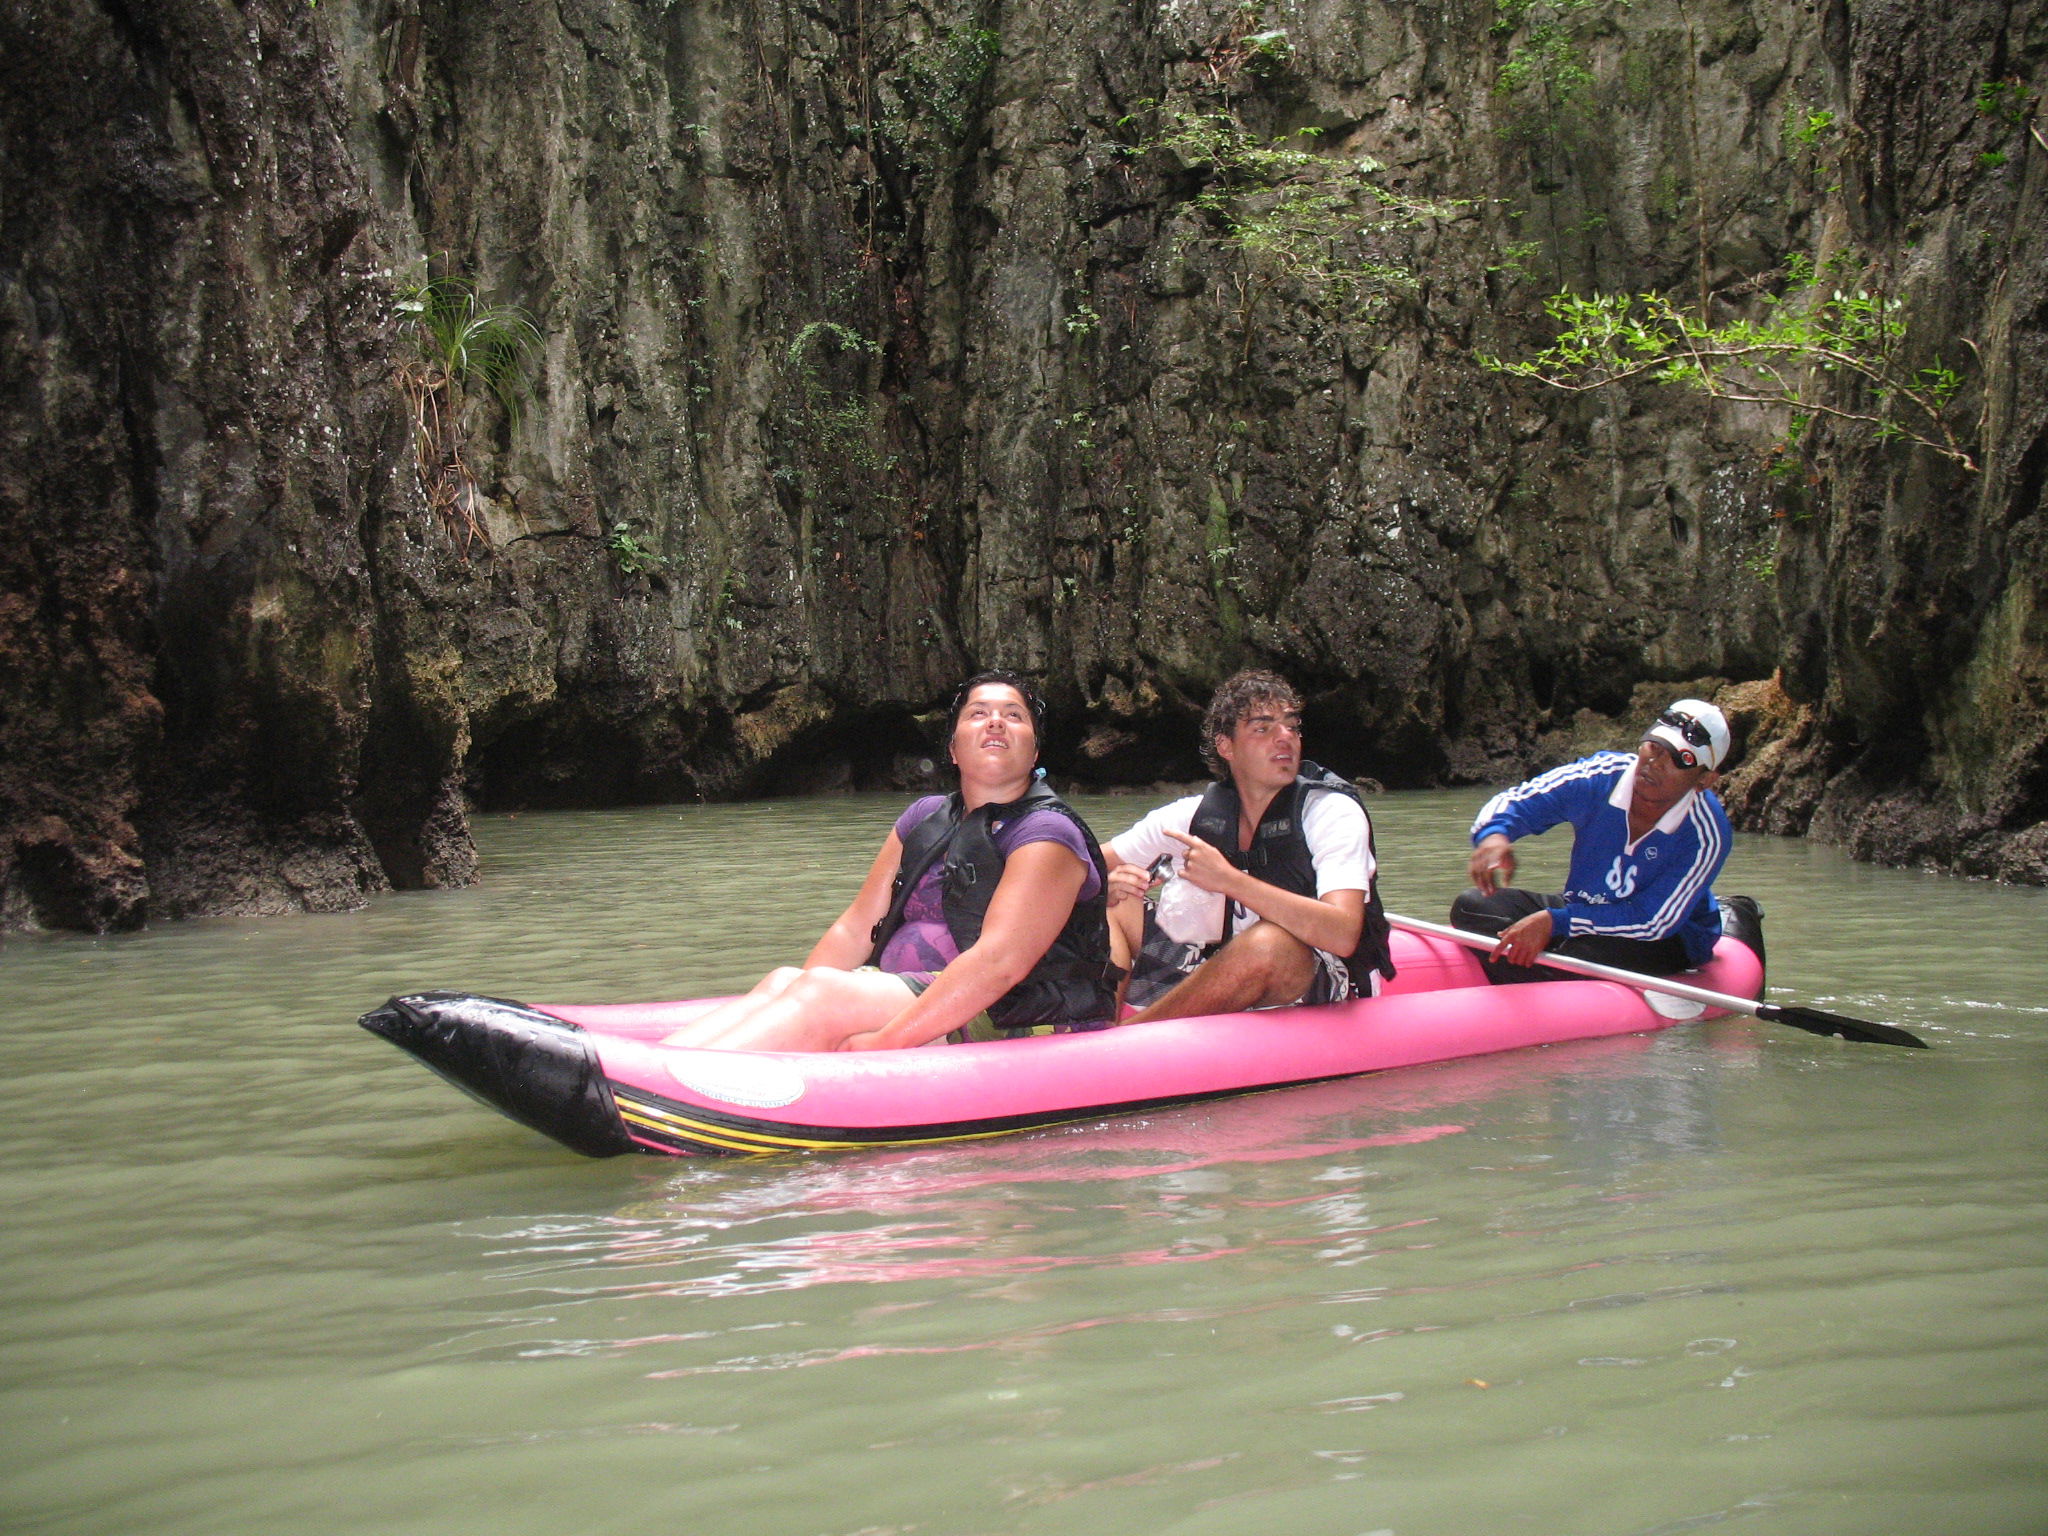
[1757,1002,1929,1049]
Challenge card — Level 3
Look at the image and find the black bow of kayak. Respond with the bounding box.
[360,992,638,1156]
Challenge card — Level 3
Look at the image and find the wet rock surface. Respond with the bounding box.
[2,0,2042,929]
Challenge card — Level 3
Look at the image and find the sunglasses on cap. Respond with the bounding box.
[1652,709,1712,770]
[1657,709,1714,747]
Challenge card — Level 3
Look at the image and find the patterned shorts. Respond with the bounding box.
[1294,946,1358,1008]
[1126,938,1357,1012]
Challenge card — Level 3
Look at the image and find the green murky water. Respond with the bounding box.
[3,790,2044,1536]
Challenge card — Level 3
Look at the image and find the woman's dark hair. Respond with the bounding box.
[1198,669,1301,778]
[945,671,1048,740]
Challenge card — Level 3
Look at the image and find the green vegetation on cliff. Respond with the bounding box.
[1482,270,1976,470]
[3,0,2042,933]
[394,275,541,547]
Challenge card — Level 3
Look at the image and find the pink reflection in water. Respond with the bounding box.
[645,1032,1672,1219]
[566,1037,1711,1309]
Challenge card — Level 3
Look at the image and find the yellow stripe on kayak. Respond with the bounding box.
[616,1095,864,1153]
[616,1100,786,1154]
[613,1090,1097,1154]
[617,1108,765,1154]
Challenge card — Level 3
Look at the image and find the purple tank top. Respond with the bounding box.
[875,795,1100,975]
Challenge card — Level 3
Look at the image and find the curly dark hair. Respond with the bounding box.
[1198,669,1302,778]
[944,670,1048,743]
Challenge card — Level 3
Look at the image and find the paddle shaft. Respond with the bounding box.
[1390,912,1765,1012]
[1386,911,1928,1048]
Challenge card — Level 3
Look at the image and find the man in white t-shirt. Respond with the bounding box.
[1101,670,1396,1023]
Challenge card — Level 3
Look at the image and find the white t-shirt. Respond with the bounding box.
[1106,789,1375,939]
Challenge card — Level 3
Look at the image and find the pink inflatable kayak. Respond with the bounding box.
[359,911,1766,1158]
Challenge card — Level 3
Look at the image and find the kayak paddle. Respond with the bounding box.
[1386,912,1929,1049]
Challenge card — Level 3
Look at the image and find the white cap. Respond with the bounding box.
[1643,698,1731,771]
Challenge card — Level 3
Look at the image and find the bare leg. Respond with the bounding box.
[1107,899,1143,1012]
[1122,921,1317,1024]
[668,967,920,1052]
[1108,898,1142,971]
[662,967,807,1046]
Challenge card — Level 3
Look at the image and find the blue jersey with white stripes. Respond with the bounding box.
[1471,751,1730,965]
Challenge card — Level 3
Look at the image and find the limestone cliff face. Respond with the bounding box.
[2,0,2042,930]
[1719,1,2048,883]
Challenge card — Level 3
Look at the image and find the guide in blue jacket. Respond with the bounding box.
[1453,699,1734,984]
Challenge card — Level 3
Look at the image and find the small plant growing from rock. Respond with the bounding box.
[892,26,1000,146]
[1491,0,1606,156]
[1974,78,2045,167]
[1139,110,1443,363]
[1488,239,1544,281]
[1976,78,2038,130]
[394,274,541,547]
[1786,107,1836,148]
[784,321,892,474]
[604,521,667,577]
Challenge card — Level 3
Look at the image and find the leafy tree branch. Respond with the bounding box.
[1480,274,1975,471]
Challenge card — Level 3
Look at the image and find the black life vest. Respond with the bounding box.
[867,778,1118,1029]
[1128,761,1396,1004]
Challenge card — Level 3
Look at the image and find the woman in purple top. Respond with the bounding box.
[661,674,1114,1052]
